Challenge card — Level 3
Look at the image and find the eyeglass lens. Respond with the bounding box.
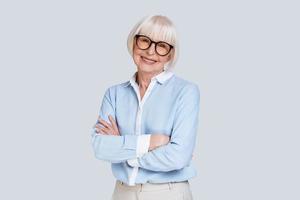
[136,35,172,56]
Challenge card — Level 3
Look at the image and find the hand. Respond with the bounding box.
[149,134,170,151]
[94,115,120,136]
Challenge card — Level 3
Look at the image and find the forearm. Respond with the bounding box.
[91,128,150,163]
[127,135,196,172]
[127,84,200,171]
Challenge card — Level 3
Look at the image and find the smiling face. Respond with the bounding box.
[132,35,173,74]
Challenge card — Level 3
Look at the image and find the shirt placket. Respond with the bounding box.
[128,79,156,186]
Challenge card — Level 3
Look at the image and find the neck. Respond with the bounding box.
[136,69,164,89]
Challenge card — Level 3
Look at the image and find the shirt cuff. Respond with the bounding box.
[136,134,151,157]
[123,135,139,150]
[127,158,139,167]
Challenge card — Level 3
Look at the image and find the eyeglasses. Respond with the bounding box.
[134,34,173,56]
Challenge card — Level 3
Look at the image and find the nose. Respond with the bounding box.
[146,43,155,55]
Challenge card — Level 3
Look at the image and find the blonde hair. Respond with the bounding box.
[127,14,179,71]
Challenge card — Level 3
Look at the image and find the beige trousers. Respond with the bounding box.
[111,180,193,200]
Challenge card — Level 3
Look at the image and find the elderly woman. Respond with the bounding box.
[91,14,200,200]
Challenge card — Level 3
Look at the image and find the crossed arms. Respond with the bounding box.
[91,84,200,172]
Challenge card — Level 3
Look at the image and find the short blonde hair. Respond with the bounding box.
[127,14,179,71]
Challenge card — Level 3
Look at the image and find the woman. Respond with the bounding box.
[91,14,200,200]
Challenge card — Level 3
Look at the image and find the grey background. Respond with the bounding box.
[0,0,299,199]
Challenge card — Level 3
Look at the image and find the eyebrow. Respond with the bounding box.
[138,34,172,45]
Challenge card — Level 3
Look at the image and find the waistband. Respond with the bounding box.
[116,180,189,192]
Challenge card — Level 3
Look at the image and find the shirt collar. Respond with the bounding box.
[123,70,174,87]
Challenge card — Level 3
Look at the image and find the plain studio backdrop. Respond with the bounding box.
[0,0,299,199]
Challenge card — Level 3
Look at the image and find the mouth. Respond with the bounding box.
[141,56,157,64]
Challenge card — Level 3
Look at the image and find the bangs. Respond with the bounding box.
[139,20,176,46]
[127,14,179,71]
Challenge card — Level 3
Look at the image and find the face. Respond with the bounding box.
[132,35,173,74]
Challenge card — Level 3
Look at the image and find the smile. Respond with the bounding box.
[141,56,157,64]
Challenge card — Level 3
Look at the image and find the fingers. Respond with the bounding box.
[101,126,111,134]
[95,124,109,134]
[96,116,117,135]
[96,116,121,136]
[95,128,107,134]
[108,115,119,134]
[94,124,106,135]
[98,117,111,128]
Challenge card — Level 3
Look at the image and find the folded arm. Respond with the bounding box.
[127,84,200,172]
[90,87,150,163]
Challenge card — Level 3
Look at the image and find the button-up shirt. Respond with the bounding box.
[91,69,200,186]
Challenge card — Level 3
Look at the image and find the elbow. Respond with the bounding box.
[93,151,122,163]
[92,145,128,164]
[157,153,192,172]
[168,145,194,171]
[92,142,115,162]
[91,136,109,161]
[169,156,191,171]
[94,152,110,162]
[92,145,106,161]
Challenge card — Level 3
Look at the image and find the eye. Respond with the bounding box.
[138,36,150,42]
[157,43,169,48]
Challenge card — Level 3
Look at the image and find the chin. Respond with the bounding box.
[139,65,155,73]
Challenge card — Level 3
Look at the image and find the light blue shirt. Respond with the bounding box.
[91,70,200,185]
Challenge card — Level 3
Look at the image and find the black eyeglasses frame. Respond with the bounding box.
[134,34,174,56]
